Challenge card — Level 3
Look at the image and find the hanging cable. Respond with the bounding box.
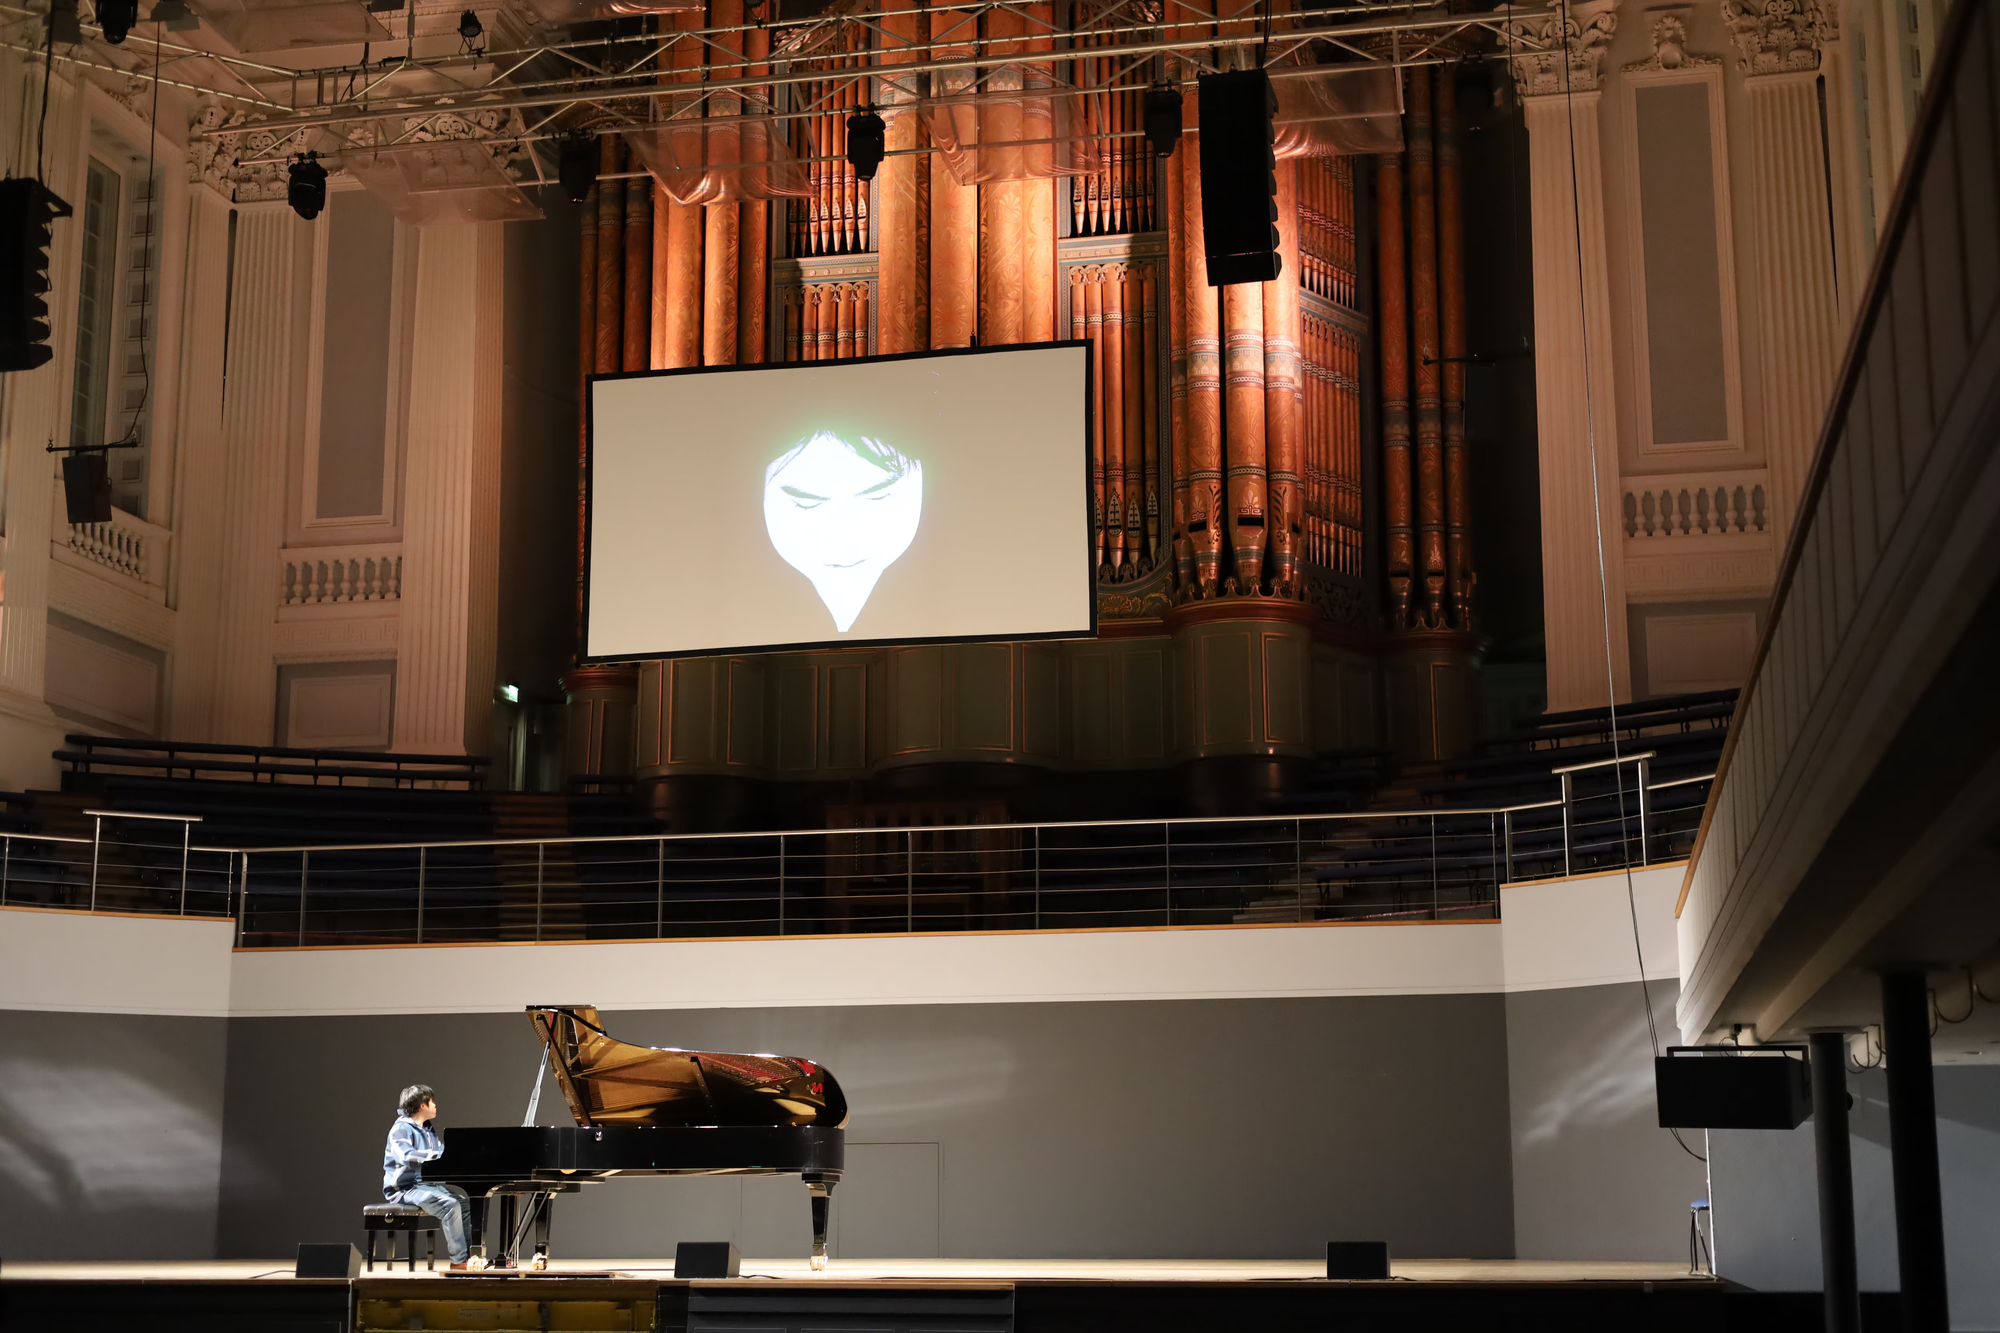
[1549,0,1703,1165]
[111,27,163,451]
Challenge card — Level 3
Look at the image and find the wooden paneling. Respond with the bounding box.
[776,665,817,771]
[1200,632,1254,747]
[954,644,1013,750]
[828,662,868,768]
[1073,653,1112,761]
[891,646,942,753]
[668,658,717,765]
[1122,650,1165,759]
[726,659,765,766]
[1024,646,1062,758]
[1262,633,1305,746]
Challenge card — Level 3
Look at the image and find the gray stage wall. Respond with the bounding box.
[1709,1064,2000,1331]
[0,1009,228,1260]
[1505,979,1709,1261]
[214,996,1518,1262]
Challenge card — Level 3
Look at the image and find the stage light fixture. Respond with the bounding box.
[288,153,328,221]
[845,109,886,182]
[97,0,139,42]
[147,0,200,29]
[1143,86,1183,157]
[558,136,597,203]
[458,8,483,50]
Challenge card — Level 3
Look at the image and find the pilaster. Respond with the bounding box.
[394,225,507,755]
[0,59,82,784]
[1728,1,1843,540]
[208,204,307,743]
[166,184,236,739]
[1507,0,1633,710]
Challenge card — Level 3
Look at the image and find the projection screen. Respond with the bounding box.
[585,342,1095,660]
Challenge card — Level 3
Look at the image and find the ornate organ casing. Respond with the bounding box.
[566,12,1480,815]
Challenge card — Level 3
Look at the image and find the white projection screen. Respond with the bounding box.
[585,342,1095,660]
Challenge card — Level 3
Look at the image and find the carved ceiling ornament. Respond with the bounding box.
[1625,5,1721,71]
[1504,0,1621,98]
[1720,0,1836,75]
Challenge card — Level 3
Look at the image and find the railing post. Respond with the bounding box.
[1501,810,1513,884]
[778,834,786,936]
[237,852,247,948]
[536,843,545,943]
[1,833,10,906]
[1431,814,1439,920]
[179,821,192,915]
[906,829,915,933]
[1032,825,1040,930]
[1164,822,1172,921]
[655,838,664,938]
[90,814,103,912]
[1636,756,1652,866]
[1560,772,1574,877]
[1295,818,1304,923]
[298,850,308,946]
[416,846,427,944]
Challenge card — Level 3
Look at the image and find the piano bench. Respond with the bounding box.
[362,1203,441,1272]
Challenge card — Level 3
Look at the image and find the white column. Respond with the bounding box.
[1728,3,1845,541]
[208,204,306,743]
[1508,0,1632,711]
[165,184,236,739]
[0,61,85,787]
[393,224,506,756]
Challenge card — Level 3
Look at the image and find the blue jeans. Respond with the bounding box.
[402,1183,471,1263]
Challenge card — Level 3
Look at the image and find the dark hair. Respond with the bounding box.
[398,1084,435,1117]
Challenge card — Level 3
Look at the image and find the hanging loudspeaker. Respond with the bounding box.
[1197,68,1280,287]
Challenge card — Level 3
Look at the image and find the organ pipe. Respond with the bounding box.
[1180,128,1224,594]
[1408,67,1446,628]
[623,157,652,373]
[1263,159,1302,592]
[595,138,625,375]
[1438,66,1473,627]
[1377,145,1413,628]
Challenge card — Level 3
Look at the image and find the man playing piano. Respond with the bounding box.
[383,1084,486,1271]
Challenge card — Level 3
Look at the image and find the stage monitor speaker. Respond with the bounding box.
[1326,1241,1389,1279]
[61,452,111,524]
[675,1241,741,1278]
[296,1242,362,1278]
[1655,1046,1811,1129]
[1197,68,1280,287]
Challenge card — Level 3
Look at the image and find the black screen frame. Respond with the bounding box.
[581,339,1098,663]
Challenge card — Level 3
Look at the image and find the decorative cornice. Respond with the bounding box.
[1721,0,1835,75]
[186,101,534,202]
[1505,0,1620,97]
[1625,6,1722,72]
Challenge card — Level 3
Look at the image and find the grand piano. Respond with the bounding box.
[425,1005,846,1270]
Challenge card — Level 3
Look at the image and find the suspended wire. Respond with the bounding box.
[1549,0,1703,1165]
[111,26,163,451]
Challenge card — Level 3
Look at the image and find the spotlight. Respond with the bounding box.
[457,8,483,47]
[288,152,328,221]
[147,0,200,30]
[97,0,139,42]
[845,109,886,182]
[1143,86,1183,157]
[558,136,597,203]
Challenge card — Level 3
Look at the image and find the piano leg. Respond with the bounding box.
[469,1191,491,1263]
[497,1194,519,1269]
[531,1191,553,1271]
[807,1179,833,1271]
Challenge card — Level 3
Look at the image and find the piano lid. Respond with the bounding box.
[527,1005,848,1130]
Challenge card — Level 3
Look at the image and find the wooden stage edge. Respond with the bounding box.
[0,1257,1709,1284]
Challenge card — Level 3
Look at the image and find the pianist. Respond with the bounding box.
[383,1084,485,1271]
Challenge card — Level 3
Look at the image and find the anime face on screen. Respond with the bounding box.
[763,429,924,633]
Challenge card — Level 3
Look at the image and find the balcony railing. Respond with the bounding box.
[0,760,1711,948]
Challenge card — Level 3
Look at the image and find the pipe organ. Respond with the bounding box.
[564,13,1483,807]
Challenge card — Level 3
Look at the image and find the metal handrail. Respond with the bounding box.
[0,772,1715,935]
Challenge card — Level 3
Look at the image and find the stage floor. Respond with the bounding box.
[1,1257,1707,1284]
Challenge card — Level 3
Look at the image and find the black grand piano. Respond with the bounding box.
[425,1005,846,1270]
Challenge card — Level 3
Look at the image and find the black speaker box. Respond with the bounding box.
[1197,67,1281,286]
[61,453,111,524]
[295,1242,362,1278]
[1655,1047,1812,1129]
[675,1240,742,1278]
[1326,1240,1390,1279]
